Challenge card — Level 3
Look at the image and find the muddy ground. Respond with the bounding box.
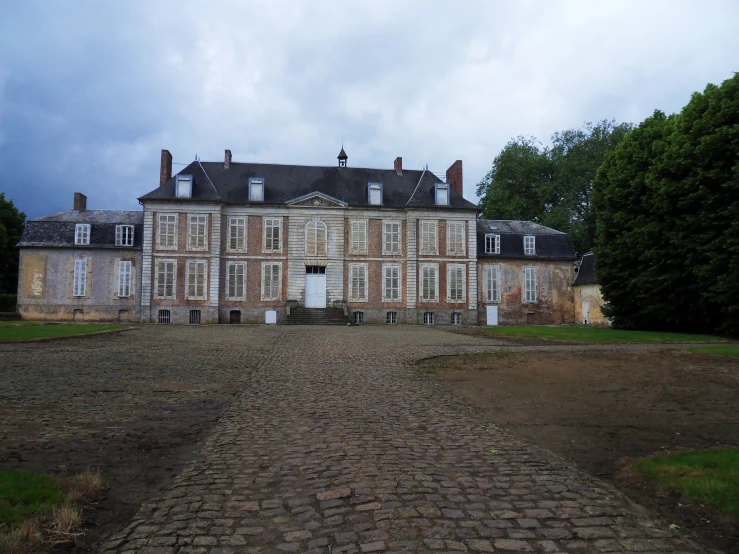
[419,345,739,553]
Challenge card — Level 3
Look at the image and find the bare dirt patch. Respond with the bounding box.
[418,348,739,553]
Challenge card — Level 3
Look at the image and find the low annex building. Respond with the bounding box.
[17,149,580,325]
[573,251,608,325]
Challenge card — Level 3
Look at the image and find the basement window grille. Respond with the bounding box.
[189,310,201,325]
[423,311,434,325]
[451,312,461,325]
[386,311,397,324]
[158,309,171,324]
[353,311,364,325]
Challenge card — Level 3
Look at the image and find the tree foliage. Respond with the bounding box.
[594,74,739,335]
[476,120,632,255]
[0,193,26,294]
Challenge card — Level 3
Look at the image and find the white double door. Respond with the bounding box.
[305,273,326,308]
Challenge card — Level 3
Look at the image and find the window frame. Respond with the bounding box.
[117,260,132,298]
[434,183,449,206]
[154,259,176,299]
[261,262,282,301]
[74,224,90,246]
[187,214,208,251]
[176,175,193,198]
[382,263,402,302]
[157,214,178,250]
[419,220,438,256]
[386,311,397,324]
[423,311,435,325]
[226,217,247,252]
[249,177,265,202]
[349,219,368,255]
[524,235,536,256]
[305,220,328,257]
[419,263,439,302]
[185,259,208,300]
[226,261,246,300]
[263,217,282,253]
[451,312,462,325]
[72,258,88,297]
[485,233,500,254]
[115,225,134,247]
[447,264,466,303]
[353,311,364,324]
[485,265,501,303]
[524,267,538,303]
[382,220,401,256]
[368,182,383,206]
[446,221,466,256]
[349,263,368,302]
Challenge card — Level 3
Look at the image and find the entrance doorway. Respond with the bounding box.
[582,300,590,325]
[305,266,326,308]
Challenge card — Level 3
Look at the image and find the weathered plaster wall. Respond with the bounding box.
[574,283,609,325]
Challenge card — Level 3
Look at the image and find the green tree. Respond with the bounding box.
[0,193,26,294]
[477,120,632,255]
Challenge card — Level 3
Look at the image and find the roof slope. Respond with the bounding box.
[573,252,597,285]
[140,162,478,210]
[477,219,576,260]
[19,210,143,248]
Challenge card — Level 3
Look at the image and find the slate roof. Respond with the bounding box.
[476,219,576,260]
[573,252,597,285]
[19,210,144,249]
[139,162,478,211]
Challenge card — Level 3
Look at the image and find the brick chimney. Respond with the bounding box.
[225,149,232,169]
[446,160,463,198]
[73,192,87,211]
[160,149,172,186]
[394,156,402,175]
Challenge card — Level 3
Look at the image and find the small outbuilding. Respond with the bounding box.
[572,252,608,325]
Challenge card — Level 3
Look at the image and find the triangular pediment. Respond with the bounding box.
[286,192,347,208]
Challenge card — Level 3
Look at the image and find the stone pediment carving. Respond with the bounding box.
[286,192,347,208]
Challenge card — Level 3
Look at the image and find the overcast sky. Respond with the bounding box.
[1,1,737,219]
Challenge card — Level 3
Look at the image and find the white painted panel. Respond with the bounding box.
[265,310,277,324]
[305,274,326,308]
[486,305,498,326]
[582,300,590,324]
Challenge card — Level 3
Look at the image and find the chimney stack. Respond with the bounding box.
[394,156,402,175]
[446,160,463,198]
[73,192,87,211]
[160,149,172,186]
[224,149,232,169]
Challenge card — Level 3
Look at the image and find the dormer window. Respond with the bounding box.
[116,225,134,247]
[249,178,264,202]
[75,224,90,245]
[485,234,500,254]
[435,183,449,206]
[176,175,192,198]
[524,235,536,255]
[368,182,383,205]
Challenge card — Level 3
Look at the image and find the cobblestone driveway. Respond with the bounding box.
[102,326,712,554]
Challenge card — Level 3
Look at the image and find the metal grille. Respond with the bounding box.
[158,309,171,324]
[423,312,434,325]
[189,310,201,325]
[451,312,461,325]
[353,311,364,325]
[386,311,397,324]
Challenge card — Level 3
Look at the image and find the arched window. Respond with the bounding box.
[305,221,327,257]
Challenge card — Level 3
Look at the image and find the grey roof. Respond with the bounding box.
[477,219,576,260]
[139,161,478,211]
[19,210,143,249]
[573,252,597,285]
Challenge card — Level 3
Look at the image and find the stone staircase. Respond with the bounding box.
[285,306,349,325]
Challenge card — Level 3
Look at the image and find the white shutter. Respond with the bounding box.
[447,222,465,256]
[383,221,400,255]
[524,267,537,302]
[420,221,437,255]
[115,226,122,247]
[448,265,465,302]
[351,221,367,254]
[265,218,281,252]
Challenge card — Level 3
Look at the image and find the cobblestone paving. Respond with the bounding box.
[100,326,714,554]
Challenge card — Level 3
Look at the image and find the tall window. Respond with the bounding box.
[383,221,400,255]
[157,215,177,249]
[485,266,501,303]
[524,235,536,255]
[419,221,438,255]
[115,225,134,247]
[188,215,208,250]
[262,262,281,300]
[349,264,368,302]
[117,260,132,297]
[305,221,327,257]
[186,260,207,300]
[350,220,367,254]
[72,258,87,296]
[75,224,90,245]
[485,234,500,254]
[264,218,282,252]
[226,262,246,299]
[155,260,176,299]
[420,264,438,302]
[447,221,465,256]
[227,217,246,251]
[448,265,465,302]
[382,264,401,302]
[524,267,537,303]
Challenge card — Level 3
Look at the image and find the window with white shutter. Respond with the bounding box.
[485,234,500,254]
[524,235,536,255]
[226,262,246,299]
[72,258,87,296]
[485,266,500,303]
[188,215,208,250]
[186,260,207,300]
[383,221,400,255]
[227,217,246,251]
[447,264,465,302]
[419,221,438,255]
[117,260,132,297]
[115,225,134,247]
[74,224,90,245]
[262,263,281,300]
[420,264,438,302]
[350,220,368,254]
[305,221,327,257]
[447,221,465,256]
[349,264,368,302]
[382,264,401,302]
[524,267,538,303]
[157,215,177,249]
[155,260,176,299]
[264,218,282,252]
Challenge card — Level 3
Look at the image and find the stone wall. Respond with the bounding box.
[574,283,609,326]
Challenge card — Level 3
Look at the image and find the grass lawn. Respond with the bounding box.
[482,326,724,344]
[685,345,739,358]
[0,323,129,342]
[0,470,65,529]
[632,448,739,521]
